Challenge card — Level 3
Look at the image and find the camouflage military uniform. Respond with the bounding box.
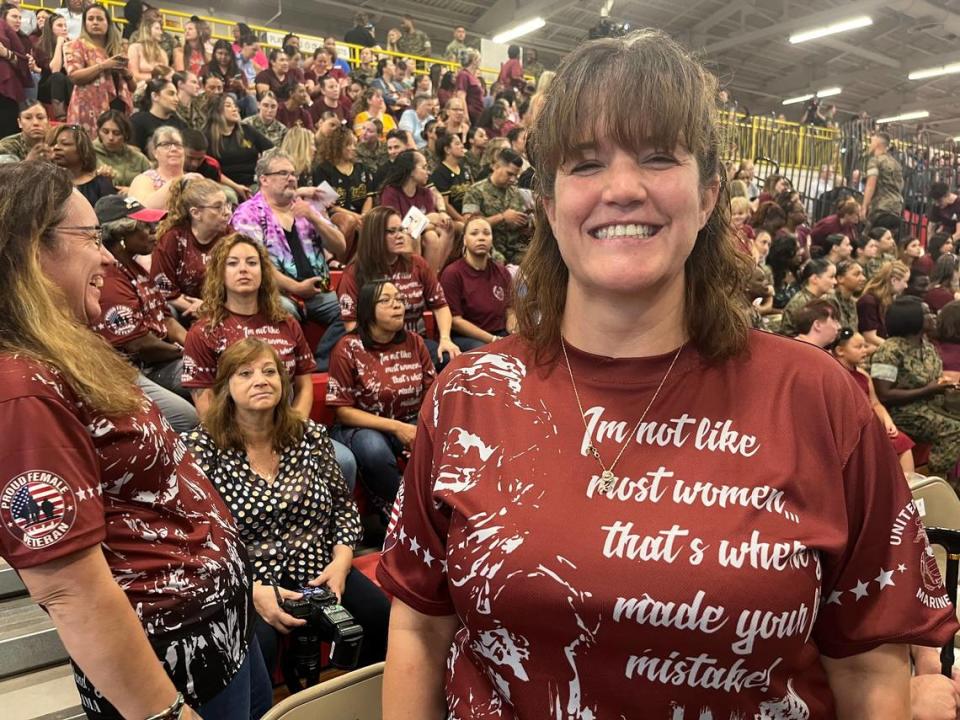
[777,287,816,337]
[444,39,469,62]
[462,151,483,180]
[861,252,896,281]
[423,147,440,174]
[871,336,960,476]
[177,100,206,131]
[462,178,530,265]
[397,29,431,59]
[525,61,545,80]
[242,115,287,148]
[356,141,387,176]
[831,291,858,331]
[0,132,30,162]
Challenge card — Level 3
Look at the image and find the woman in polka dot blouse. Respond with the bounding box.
[184,337,390,675]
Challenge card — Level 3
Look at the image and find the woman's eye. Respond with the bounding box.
[570,161,601,174]
[239,370,251,377]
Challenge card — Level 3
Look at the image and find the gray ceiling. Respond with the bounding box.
[190,0,960,137]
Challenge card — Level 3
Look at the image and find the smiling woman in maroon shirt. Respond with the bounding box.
[378,30,959,720]
[0,162,266,720]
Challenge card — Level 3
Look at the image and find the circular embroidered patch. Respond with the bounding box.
[1,471,77,550]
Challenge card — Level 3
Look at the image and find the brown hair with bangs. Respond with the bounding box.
[203,338,305,452]
[519,29,751,362]
[200,233,288,327]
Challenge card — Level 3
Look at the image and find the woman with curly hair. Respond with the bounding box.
[182,232,315,420]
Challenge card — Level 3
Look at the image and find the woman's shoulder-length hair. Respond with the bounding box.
[203,337,305,452]
[517,29,751,365]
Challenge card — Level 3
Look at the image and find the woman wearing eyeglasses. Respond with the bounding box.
[0,161,268,720]
[328,279,435,511]
[337,206,460,369]
[150,177,232,322]
[127,125,199,209]
[49,122,116,206]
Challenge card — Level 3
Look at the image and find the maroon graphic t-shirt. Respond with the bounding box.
[378,331,959,719]
[0,356,250,710]
[150,225,226,300]
[182,310,316,388]
[338,254,447,336]
[326,332,435,421]
[92,258,169,347]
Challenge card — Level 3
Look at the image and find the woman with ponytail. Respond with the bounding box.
[150,177,231,320]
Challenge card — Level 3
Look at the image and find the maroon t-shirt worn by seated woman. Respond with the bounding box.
[379,330,958,719]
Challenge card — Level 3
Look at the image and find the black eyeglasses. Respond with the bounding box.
[261,170,297,178]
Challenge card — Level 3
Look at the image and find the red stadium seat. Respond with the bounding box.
[309,373,336,426]
[352,552,381,587]
[423,311,436,340]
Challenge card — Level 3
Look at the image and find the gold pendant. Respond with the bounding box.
[599,470,617,493]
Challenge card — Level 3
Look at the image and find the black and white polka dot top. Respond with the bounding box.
[185,420,363,586]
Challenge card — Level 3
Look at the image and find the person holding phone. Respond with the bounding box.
[64,4,133,136]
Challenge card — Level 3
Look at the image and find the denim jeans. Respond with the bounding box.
[330,438,357,493]
[197,641,273,720]
[331,426,405,510]
[142,357,191,401]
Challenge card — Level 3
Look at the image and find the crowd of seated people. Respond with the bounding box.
[11,5,960,718]
[746,147,960,488]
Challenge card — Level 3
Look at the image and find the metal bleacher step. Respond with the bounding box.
[0,663,83,720]
[0,595,69,679]
[0,558,25,599]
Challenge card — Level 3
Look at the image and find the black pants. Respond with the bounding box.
[255,567,390,676]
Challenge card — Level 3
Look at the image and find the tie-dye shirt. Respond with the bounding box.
[231,191,331,290]
[0,355,251,714]
[378,331,958,719]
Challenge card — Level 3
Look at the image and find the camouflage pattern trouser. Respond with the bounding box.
[891,402,960,482]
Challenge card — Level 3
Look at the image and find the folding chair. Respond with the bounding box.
[262,661,384,720]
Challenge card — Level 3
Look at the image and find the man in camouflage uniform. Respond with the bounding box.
[524,48,545,82]
[355,120,387,175]
[397,15,431,59]
[871,302,960,481]
[175,72,206,131]
[462,148,531,265]
[862,131,904,237]
[445,26,469,62]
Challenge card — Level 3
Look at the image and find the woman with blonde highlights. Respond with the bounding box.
[378,30,958,719]
[150,176,231,320]
[0,161,265,720]
[185,338,388,676]
[858,260,910,349]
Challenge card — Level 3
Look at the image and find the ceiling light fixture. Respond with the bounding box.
[789,15,873,44]
[908,63,960,80]
[492,16,546,44]
[782,87,842,105]
[815,87,842,98]
[876,110,930,124]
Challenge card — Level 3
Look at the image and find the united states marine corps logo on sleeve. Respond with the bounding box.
[1,472,77,550]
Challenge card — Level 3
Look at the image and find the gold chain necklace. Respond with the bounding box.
[560,338,685,495]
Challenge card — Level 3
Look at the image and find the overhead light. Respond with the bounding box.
[789,15,873,44]
[876,110,930,124]
[492,16,546,44]
[781,87,842,106]
[953,136,960,142]
[908,63,960,80]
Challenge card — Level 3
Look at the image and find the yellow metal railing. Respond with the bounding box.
[24,0,524,85]
[718,112,842,175]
